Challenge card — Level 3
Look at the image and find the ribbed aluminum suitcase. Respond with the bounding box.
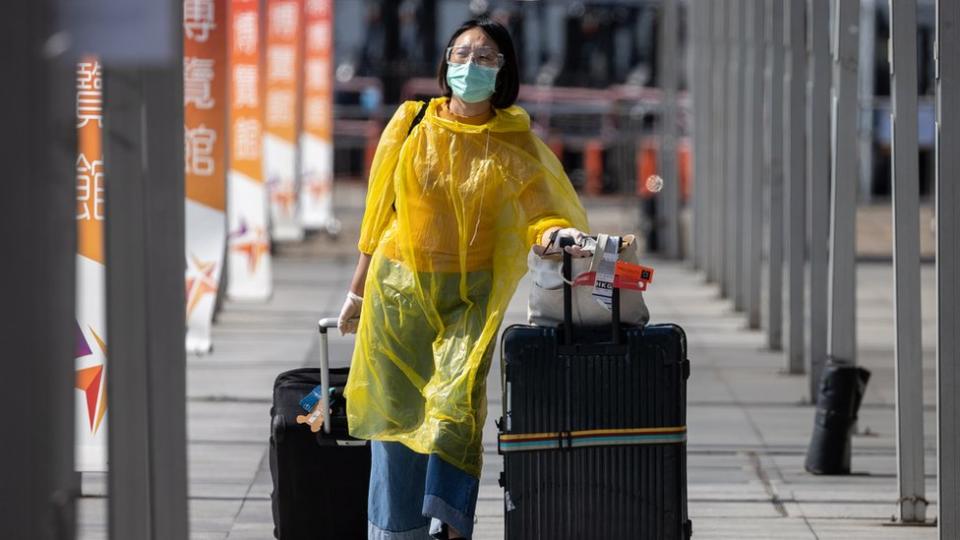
[498,247,691,539]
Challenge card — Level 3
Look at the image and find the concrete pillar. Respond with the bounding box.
[711,0,729,289]
[935,1,960,536]
[785,0,808,374]
[103,1,190,536]
[858,0,877,203]
[889,0,927,524]
[689,0,700,270]
[827,0,859,367]
[764,0,785,350]
[693,0,712,273]
[744,0,766,329]
[727,0,745,308]
[658,0,681,259]
[807,0,831,402]
[0,1,78,538]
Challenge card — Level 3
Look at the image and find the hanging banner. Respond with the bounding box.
[298,0,338,233]
[75,58,108,472]
[264,0,305,241]
[227,0,273,300]
[184,0,228,353]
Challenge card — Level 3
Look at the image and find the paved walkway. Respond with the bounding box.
[78,196,940,539]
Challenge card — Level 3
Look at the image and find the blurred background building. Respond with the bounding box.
[331,0,681,196]
[329,0,937,202]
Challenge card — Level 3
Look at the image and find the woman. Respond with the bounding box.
[339,19,589,539]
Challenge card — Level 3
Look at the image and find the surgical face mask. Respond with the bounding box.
[446,61,499,103]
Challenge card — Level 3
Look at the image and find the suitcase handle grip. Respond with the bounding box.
[316,318,339,434]
[560,238,621,345]
[561,239,574,344]
[318,317,339,332]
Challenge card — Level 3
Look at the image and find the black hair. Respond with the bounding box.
[437,19,520,109]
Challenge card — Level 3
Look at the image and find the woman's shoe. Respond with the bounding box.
[432,523,466,540]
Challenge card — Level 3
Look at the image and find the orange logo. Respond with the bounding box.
[75,322,107,434]
[186,254,219,317]
[230,219,270,273]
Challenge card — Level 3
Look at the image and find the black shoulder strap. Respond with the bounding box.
[391,100,429,213]
[406,99,429,137]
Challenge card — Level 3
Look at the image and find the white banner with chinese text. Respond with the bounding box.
[298,0,337,232]
[227,0,273,300]
[264,0,305,242]
[75,58,108,472]
[183,0,228,353]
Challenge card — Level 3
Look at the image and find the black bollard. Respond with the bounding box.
[804,360,871,475]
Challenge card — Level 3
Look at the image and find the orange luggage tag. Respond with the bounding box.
[570,261,655,291]
[613,261,655,291]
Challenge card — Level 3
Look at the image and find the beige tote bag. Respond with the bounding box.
[527,235,650,327]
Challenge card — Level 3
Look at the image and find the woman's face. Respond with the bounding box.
[450,27,500,63]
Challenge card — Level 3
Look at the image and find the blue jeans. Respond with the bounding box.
[367,441,479,539]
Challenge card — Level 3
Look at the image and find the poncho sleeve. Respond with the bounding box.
[516,134,590,247]
[357,101,422,255]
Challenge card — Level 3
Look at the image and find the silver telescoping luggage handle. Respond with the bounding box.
[317,318,339,434]
[559,237,621,346]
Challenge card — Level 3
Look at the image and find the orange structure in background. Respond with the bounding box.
[547,135,564,160]
[584,139,604,195]
[636,137,692,201]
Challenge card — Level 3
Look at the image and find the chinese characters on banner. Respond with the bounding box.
[75,58,108,472]
[226,0,273,300]
[264,0,305,241]
[184,0,228,353]
[298,0,338,232]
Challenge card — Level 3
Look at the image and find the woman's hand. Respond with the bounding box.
[535,227,591,257]
[338,292,363,335]
[338,253,372,334]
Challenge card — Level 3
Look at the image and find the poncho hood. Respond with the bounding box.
[426,97,531,134]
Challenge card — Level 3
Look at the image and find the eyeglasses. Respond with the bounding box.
[446,46,505,68]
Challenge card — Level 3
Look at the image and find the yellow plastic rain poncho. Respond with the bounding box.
[345,97,588,477]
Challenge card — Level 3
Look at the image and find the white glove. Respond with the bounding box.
[338,291,362,335]
[536,227,591,258]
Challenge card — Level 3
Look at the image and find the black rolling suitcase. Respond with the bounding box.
[269,318,369,539]
[498,246,692,539]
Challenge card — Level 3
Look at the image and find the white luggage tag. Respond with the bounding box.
[589,234,620,311]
